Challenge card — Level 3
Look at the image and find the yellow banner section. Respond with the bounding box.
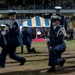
[32,17,36,27]
[40,17,45,27]
[23,20,27,27]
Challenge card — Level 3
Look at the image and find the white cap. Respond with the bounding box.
[51,15,61,19]
[55,6,62,10]
[0,24,6,27]
[8,10,18,13]
[8,10,18,15]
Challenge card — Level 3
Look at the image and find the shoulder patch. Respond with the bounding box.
[13,25,16,28]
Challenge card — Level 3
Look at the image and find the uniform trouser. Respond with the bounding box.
[26,42,31,53]
[47,42,50,51]
[0,43,5,58]
[21,42,31,53]
[49,44,66,67]
[0,41,25,66]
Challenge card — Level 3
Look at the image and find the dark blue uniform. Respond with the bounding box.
[21,29,31,53]
[49,25,66,67]
[21,28,36,53]
[0,27,9,57]
[56,14,67,31]
[0,31,8,48]
[0,20,26,67]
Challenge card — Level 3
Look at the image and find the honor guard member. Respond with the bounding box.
[47,16,66,72]
[0,24,8,56]
[0,10,26,68]
[54,6,67,31]
[21,26,36,53]
[0,24,8,48]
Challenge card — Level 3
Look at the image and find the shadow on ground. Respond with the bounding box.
[1,66,75,75]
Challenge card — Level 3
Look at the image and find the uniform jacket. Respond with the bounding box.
[22,30,32,45]
[7,19,23,46]
[56,14,67,31]
[0,31,8,47]
[50,25,66,47]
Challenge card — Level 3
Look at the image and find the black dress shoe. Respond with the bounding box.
[0,65,5,68]
[29,48,36,53]
[1,65,5,68]
[47,67,56,72]
[60,58,66,67]
[19,59,26,65]
[32,48,36,53]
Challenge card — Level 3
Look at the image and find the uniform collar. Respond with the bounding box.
[53,25,57,29]
[10,19,16,22]
[10,19,16,24]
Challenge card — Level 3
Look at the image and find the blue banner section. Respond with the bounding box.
[19,23,23,26]
[36,16,41,27]
[27,19,32,26]
[44,19,50,27]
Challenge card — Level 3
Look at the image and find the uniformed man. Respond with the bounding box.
[47,16,66,72]
[0,10,26,68]
[0,24,9,57]
[21,26,36,53]
[0,24,8,48]
[54,6,67,31]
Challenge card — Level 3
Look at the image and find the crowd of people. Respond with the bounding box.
[0,1,75,10]
[7,2,75,10]
[60,1,75,9]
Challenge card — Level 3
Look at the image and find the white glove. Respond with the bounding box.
[1,31,6,36]
[46,38,50,42]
